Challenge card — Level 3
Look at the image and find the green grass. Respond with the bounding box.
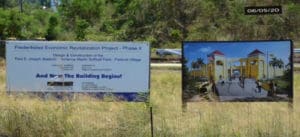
[0,63,300,136]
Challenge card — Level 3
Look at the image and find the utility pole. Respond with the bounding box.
[19,0,23,13]
[266,49,269,80]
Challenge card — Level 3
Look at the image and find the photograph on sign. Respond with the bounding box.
[6,41,150,101]
[182,40,293,102]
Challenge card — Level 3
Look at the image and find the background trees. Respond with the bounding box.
[0,0,298,47]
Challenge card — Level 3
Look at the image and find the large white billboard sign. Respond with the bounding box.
[6,41,150,100]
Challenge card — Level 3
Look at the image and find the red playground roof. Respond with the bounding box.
[248,49,264,56]
[210,50,225,56]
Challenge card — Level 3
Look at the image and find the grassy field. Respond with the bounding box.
[0,61,299,137]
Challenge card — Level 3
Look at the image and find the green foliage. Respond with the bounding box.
[75,18,89,41]
[6,9,25,39]
[49,15,58,27]
[0,5,52,40]
[30,9,51,37]
[0,0,18,8]
[0,8,9,39]
[59,0,105,27]
[0,0,299,46]
[45,16,59,40]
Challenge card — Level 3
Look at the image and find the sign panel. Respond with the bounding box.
[182,40,293,102]
[6,41,150,101]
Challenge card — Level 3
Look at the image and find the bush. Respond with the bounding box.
[45,16,59,41]
[75,18,89,41]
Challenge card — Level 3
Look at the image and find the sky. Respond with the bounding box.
[183,41,292,70]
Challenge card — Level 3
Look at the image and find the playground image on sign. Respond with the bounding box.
[182,40,293,102]
[6,41,150,101]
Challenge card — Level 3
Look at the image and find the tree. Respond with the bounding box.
[75,18,89,41]
[0,0,18,8]
[0,0,298,42]
[59,0,105,26]
[6,9,25,38]
[45,15,59,40]
[0,8,9,39]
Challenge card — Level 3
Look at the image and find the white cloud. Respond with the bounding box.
[198,47,212,53]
